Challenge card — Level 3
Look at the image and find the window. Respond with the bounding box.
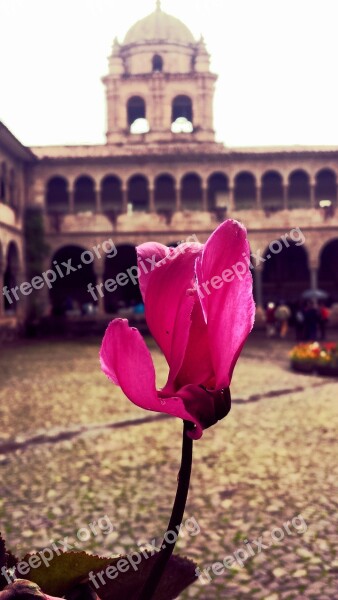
[152,54,163,72]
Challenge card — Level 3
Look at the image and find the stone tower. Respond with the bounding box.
[103,1,217,144]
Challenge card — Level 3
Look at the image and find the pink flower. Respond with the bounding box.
[100,220,255,439]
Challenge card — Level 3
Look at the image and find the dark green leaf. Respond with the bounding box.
[22,551,119,597]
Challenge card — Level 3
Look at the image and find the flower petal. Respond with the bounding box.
[136,242,169,300]
[173,300,214,390]
[140,245,202,386]
[195,220,255,388]
[100,319,205,438]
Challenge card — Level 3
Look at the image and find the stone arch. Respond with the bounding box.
[3,241,20,313]
[50,245,97,315]
[315,168,337,206]
[181,172,203,210]
[261,170,283,211]
[127,96,149,133]
[127,174,149,211]
[46,176,69,213]
[318,238,338,300]
[74,175,96,212]
[154,173,176,213]
[152,54,163,72]
[288,170,311,208]
[207,172,229,211]
[171,95,193,133]
[104,244,142,313]
[262,240,310,304]
[101,175,123,213]
[234,171,256,209]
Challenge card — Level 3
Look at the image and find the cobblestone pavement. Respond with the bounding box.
[0,334,337,599]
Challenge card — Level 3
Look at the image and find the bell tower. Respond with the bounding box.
[102,2,217,144]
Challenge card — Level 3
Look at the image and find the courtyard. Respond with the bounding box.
[0,333,337,599]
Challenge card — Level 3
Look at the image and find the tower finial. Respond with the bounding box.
[156,0,161,11]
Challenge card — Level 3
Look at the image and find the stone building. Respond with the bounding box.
[1,1,338,330]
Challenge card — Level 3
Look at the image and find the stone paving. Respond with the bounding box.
[0,334,337,599]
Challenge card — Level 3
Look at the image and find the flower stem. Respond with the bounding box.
[138,420,194,600]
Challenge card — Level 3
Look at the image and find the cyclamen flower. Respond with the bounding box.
[100,220,255,439]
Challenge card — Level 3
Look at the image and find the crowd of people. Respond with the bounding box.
[265,300,330,341]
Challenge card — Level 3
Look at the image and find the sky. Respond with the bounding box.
[1,0,338,148]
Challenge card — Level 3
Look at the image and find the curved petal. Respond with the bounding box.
[195,220,255,388]
[172,300,214,390]
[141,245,202,386]
[100,319,205,439]
[136,242,169,301]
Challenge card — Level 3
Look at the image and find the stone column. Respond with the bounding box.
[310,182,316,208]
[202,186,208,211]
[175,185,181,211]
[38,258,53,317]
[15,269,26,321]
[149,187,155,213]
[174,185,180,212]
[121,187,128,213]
[283,183,288,210]
[69,188,75,213]
[256,185,262,209]
[94,263,105,315]
[254,263,263,308]
[228,186,235,211]
[95,187,102,213]
[310,264,318,292]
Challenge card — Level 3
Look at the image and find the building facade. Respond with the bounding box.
[1,1,338,329]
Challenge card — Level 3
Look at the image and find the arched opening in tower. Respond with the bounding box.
[152,54,163,72]
[234,172,256,209]
[171,95,193,133]
[288,170,311,208]
[262,242,310,304]
[127,175,149,211]
[74,176,96,213]
[46,176,69,213]
[318,239,338,301]
[104,245,142,313]
[49,246,97,316]
[261,171,284,211]
[127,96,150,134]
[181,173,202,210]
[3,241,20,313]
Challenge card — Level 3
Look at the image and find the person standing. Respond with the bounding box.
[275,302,291,339]
[294,302,305,341]
[318,302,330,340]
[303,301,320,341]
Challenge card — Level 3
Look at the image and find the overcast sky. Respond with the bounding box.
[1,0,337,148]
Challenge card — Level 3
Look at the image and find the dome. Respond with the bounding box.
[123,3,195,45]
